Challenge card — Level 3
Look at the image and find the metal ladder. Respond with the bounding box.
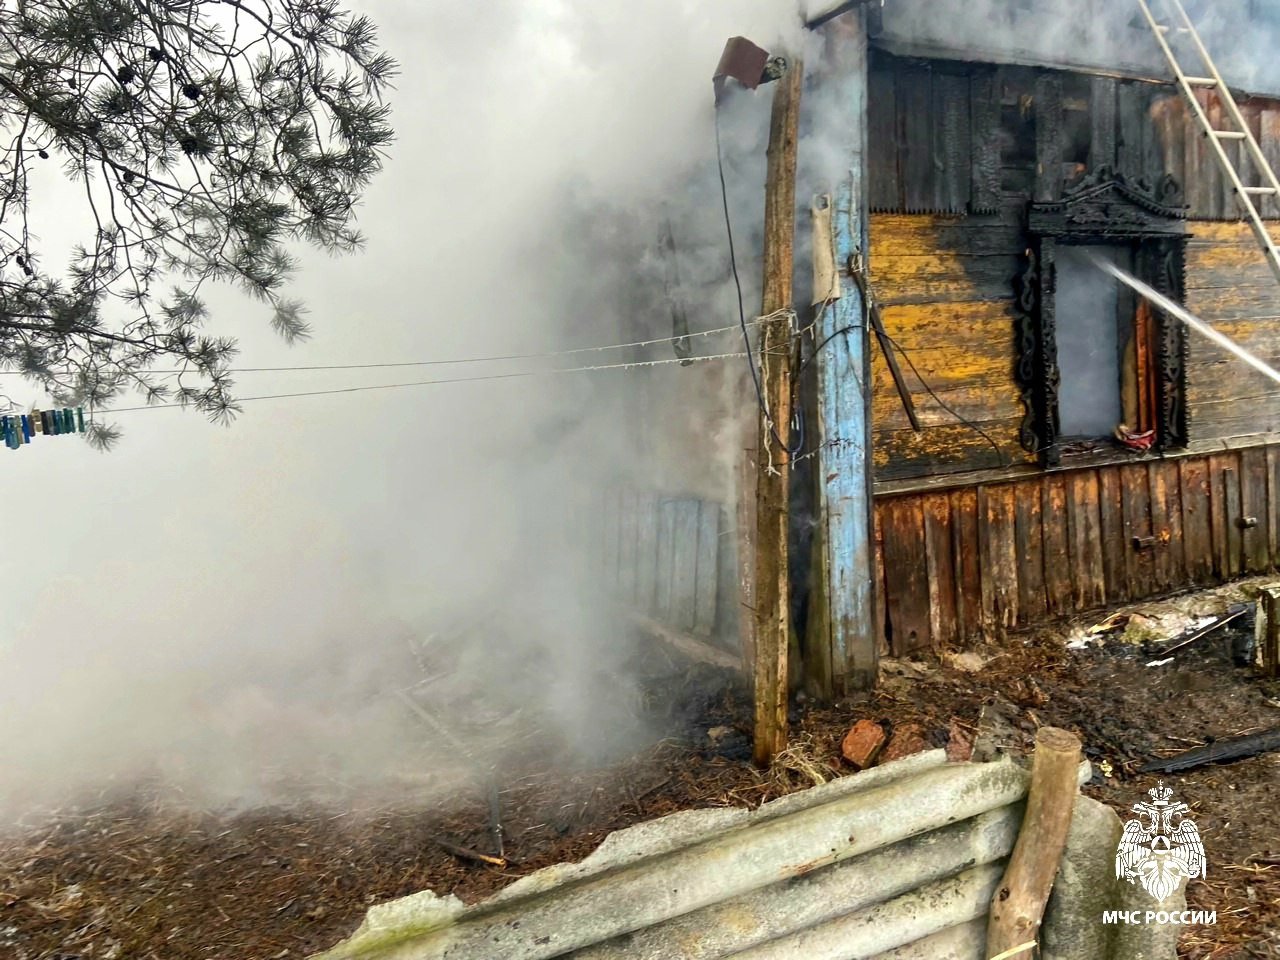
[1137,0,1280,286]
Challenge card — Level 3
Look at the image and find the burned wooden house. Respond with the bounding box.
[862,0,1280,656]
[606,0,1280,702]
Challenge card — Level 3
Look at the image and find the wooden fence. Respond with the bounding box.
[600,488,739,654]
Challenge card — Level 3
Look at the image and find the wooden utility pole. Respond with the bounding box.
[986,726,1083,957]
[752,57,803,768]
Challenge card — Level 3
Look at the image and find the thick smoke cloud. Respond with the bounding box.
[0,1,814,816]
[876,0,1280,97]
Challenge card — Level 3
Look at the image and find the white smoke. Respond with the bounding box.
[0,0,821,816]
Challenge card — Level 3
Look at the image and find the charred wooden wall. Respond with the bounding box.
[868,54,1280,484]
[867,52,1280,220]
[873,447,1280,654]
[866,52,1280,648]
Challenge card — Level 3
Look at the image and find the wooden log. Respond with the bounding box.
[986,727,1083,957]
[1141,723,1280,773]
[753,56,803,768]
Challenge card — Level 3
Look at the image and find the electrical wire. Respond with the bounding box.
[94,350,751,415]
[876,328,1009,466]
[714,108,803,458]
[0,318,782,378]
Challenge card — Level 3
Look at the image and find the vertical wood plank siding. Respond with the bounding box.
[874,449,1280,654]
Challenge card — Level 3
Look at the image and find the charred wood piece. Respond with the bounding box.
[1140,725,1280,774]
[434,838,508,869]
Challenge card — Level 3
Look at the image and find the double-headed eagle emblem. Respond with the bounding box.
[1116,781,1206,901]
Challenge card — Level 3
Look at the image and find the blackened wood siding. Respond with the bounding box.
[868,50,1280,220]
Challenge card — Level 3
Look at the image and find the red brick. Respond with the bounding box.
[841,719,887,769]
[881,723,929,764]
[947,718,976,763]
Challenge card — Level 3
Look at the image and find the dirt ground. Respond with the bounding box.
[2,583,1279,960]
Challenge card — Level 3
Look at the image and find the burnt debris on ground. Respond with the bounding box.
[3,584,1279,960]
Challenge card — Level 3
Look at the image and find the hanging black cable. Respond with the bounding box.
[714,109,804,460]
[877,329,1009,466]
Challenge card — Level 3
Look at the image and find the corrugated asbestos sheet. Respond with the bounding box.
[310,751,1181,960]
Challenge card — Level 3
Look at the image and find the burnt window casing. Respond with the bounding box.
[1014,167,1189,467]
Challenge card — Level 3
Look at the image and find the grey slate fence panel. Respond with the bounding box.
[312,750,1179,960]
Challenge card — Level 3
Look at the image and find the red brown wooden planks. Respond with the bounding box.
[1269,445,1280,567]
[1099,468,1128,604]
[981,483,1020,633]
[1179,458,1214,585]
[951,487,983,643]
[1147,460,1186,592]
[1120,463,1155,599]
[1042,475,1072,617]
[1240,447,1271,575]
[1067,470,1106,610]
[1223,463,1244,579]
[1207,454,1235,578]
[923,492,959,650]
[1014,478,1048,625]
[873,507,889,656]
[881,497,932,654]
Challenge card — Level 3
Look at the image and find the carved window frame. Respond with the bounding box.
[1013,167,1189,468]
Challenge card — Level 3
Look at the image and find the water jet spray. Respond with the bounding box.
[1087,252,1280,386]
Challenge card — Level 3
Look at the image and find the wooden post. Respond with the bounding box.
[752,57,803,769]
[737,443,757,674]
[1259,586,1280,678]
[986,727,1083,958]
[807,9,878,697]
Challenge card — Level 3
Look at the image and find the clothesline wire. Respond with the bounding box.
[0,317,786,379]
[95,350,752,415]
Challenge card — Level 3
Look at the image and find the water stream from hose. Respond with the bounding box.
[1087,252,1280,385]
